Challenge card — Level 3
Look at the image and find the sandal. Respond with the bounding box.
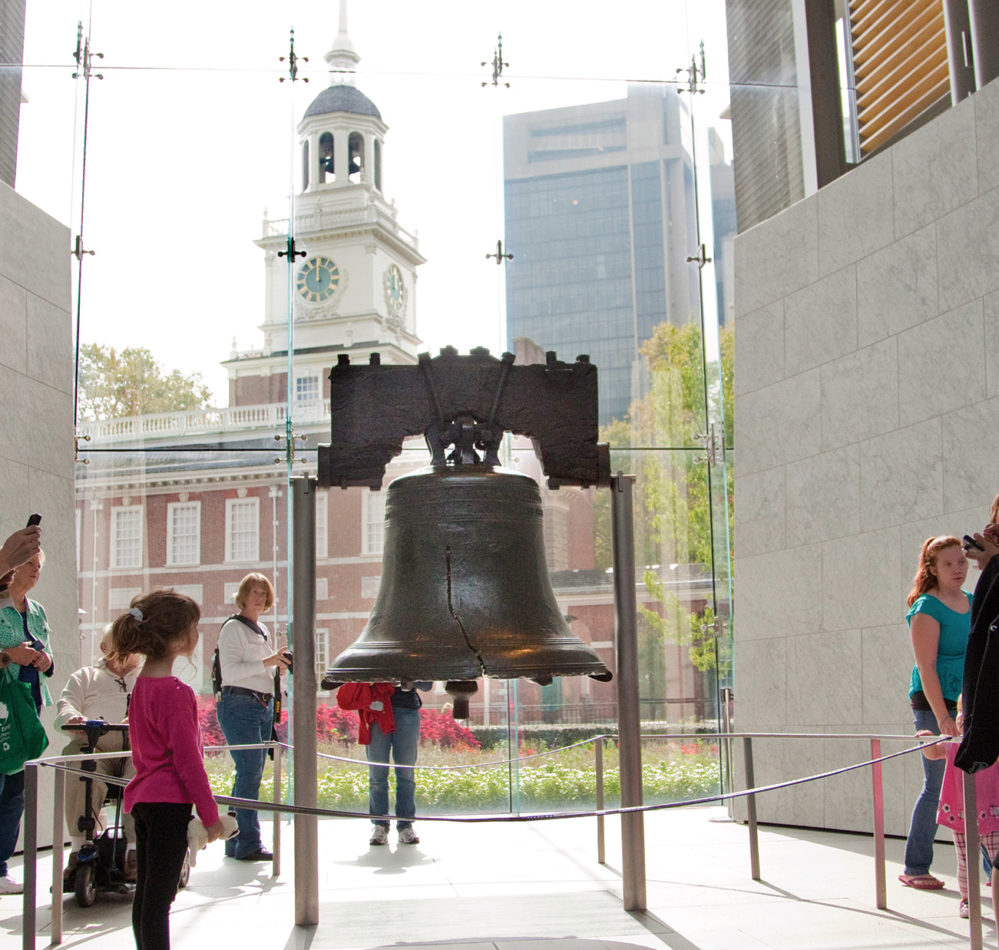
[960,898,970,918]
[898,873,946,890]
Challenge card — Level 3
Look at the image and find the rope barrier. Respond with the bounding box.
[33,732,950,825]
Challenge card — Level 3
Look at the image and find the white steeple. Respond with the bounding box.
[325,0,360,83]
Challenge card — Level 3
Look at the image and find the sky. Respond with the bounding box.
[16,0,732,404]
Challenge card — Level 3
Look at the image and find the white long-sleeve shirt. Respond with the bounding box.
[56,657,137,728]
[218,616,276,695]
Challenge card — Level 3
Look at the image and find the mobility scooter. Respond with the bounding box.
[62,720,191,906]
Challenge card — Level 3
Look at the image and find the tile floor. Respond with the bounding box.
[0,805,990,950]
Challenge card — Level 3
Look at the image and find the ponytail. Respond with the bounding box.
[108,589,200,666]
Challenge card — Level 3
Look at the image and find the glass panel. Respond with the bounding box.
[18,0,733,818]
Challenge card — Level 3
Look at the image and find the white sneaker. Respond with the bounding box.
[0,875,23,895]
[397,827,420,845]
[369,825,389,846]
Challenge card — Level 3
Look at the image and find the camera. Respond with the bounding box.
[963,534,986,553]
[282,651,294,674]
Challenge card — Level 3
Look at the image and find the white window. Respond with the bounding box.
[167,502,201,566]
[295,375,320,404]
[316,577,329,600]
[109,587,142,611]
[111,506,143,569]
[224,582,240,605]
[225,497,260,563]
[363,489,386,556]
[315,491,328,558]
[315,628,329,682]
[172,584,204,606]
[361,575,380,599]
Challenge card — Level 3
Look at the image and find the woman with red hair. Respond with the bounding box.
[899,536,971,889]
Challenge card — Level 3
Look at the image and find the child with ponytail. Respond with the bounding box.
[109,590,223,950]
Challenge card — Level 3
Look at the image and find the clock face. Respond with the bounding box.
[384,264,406,314]
[296,256,340,303]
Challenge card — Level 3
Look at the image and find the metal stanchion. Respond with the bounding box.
[292,476,319,926]
[720,688,733,795]
[743,737,760,880]
[22,763,38,950]
[963,768,983,950]
[52,765,65,944]
[272,742,283,879]
[610,473,646,911]
[870,738,886,909]
[595,736,605,865]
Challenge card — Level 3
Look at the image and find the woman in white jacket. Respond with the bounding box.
[56,630,140,881]
[215,573,289,862]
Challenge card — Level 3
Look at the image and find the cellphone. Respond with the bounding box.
[26,514,41,527]
[963,534,986,553]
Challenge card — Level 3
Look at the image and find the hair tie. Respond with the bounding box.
[129,606,144,623]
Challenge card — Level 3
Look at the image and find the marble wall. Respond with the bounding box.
[0,180,74,849]
[732,78,999,834]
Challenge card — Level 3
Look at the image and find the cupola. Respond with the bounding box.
[298,0,385,193]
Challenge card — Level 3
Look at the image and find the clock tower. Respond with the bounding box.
[226,0,425,406]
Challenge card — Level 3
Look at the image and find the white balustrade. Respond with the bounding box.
[77,400,331,445]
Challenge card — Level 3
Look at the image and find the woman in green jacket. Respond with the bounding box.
[0,551,54,895]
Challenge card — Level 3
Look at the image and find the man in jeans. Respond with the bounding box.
[337,681,431,846]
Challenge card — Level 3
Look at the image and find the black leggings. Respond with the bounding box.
[130,802,191,950]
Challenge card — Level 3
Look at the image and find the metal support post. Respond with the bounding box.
[743,737,760,880]
[964,769,983,950]
[870,739,886,909]
[970,0,999,88]
[595,736,605,865]
[273,743,283,879]
[22,763,37,950]
[610,473,646,911]
[943,0,976,103]
[720,687,733,795]
[52,765,65,944]
[292,476,319,926]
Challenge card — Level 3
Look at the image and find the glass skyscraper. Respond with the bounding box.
[503,85,702,426]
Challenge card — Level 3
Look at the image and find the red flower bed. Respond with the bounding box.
[196,697,477,750]
[316,703,359,744]
[419,708,480,750]
[196,694,225,747]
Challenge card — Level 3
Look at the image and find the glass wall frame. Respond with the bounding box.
[14,0,735,813]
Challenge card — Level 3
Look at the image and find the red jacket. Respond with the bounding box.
[336,682,396,744]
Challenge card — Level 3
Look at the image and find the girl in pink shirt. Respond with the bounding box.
[109,590,224,950]
[927,733,999,920]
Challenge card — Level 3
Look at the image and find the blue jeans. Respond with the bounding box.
[0,769,25,877]
[904,705,951,876]
[217,690,272,858]
[366,707,420,830]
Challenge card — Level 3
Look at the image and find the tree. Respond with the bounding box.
[77,344,214,420]
[597,321,734,677]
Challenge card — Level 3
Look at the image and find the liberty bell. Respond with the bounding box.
[318,348,614,717]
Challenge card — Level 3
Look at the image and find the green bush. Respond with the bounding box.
[206,740,720,815]
[469,721,718,751]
